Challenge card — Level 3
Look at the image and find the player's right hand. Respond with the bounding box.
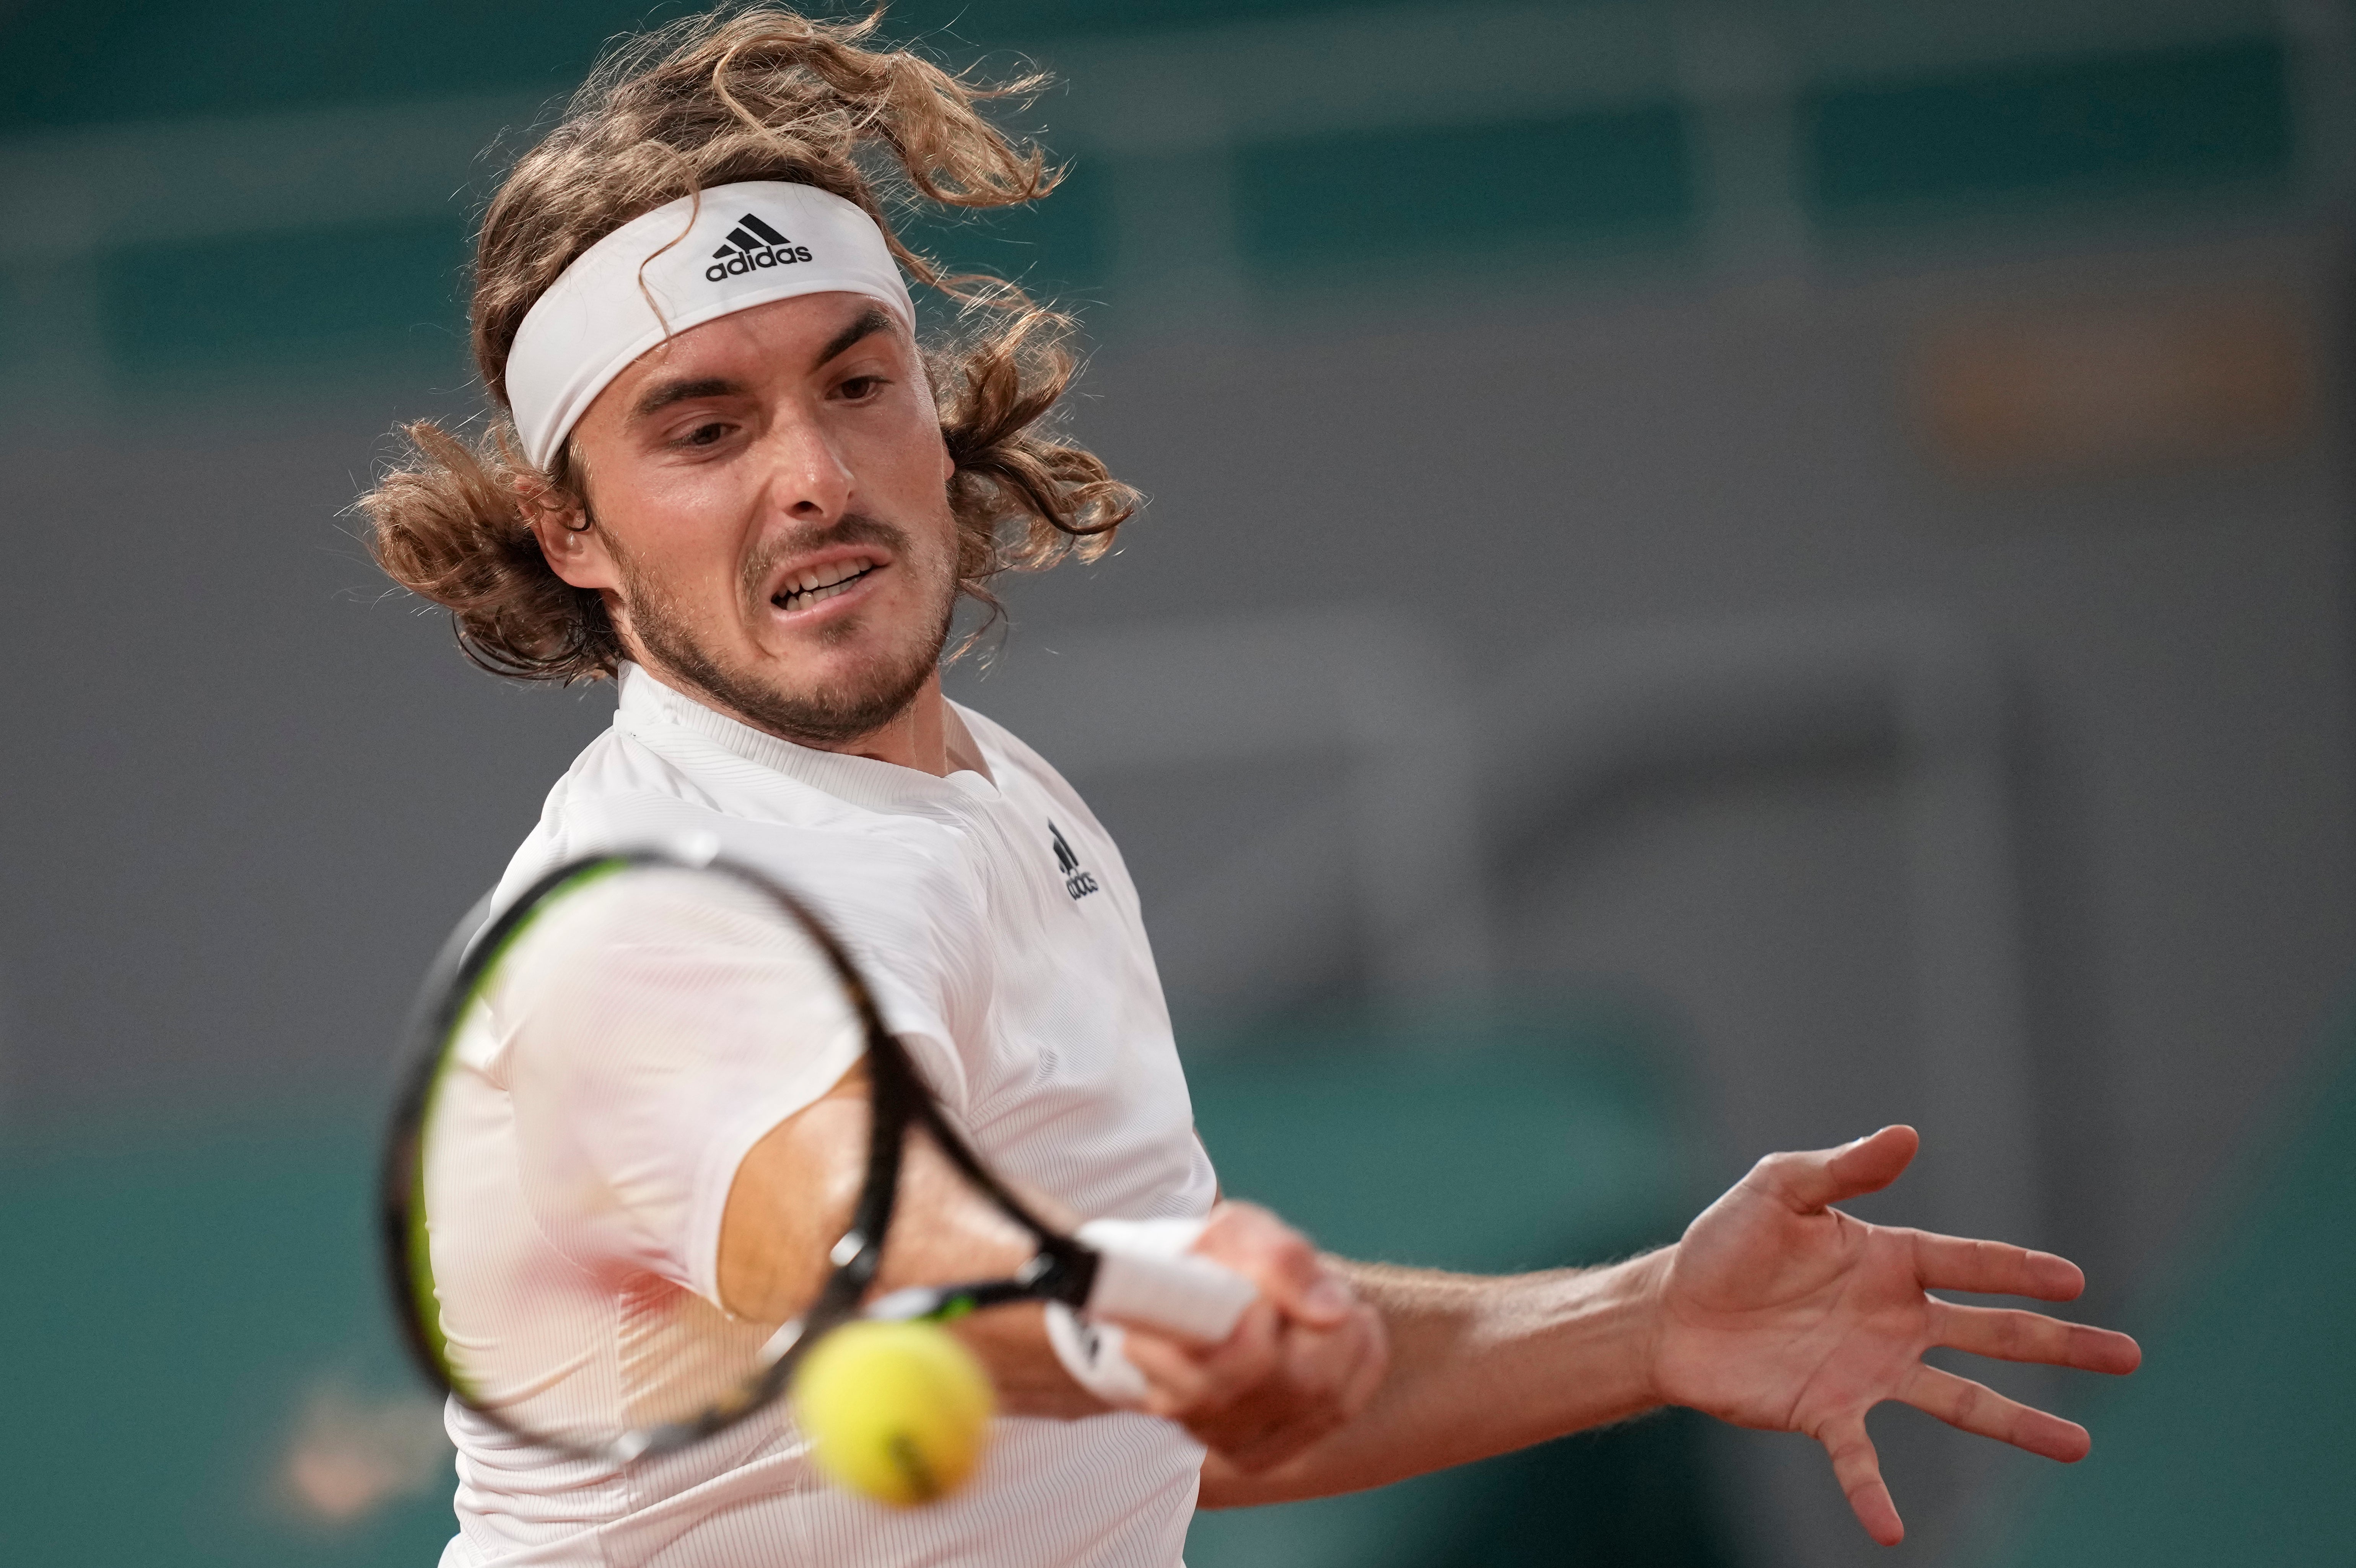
[1115,1202,1389,1471]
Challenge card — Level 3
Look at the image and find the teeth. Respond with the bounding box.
[774,561,872,612]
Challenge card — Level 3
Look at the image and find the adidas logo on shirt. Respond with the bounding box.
[1049,823,1099,901]
[704,212,813,281]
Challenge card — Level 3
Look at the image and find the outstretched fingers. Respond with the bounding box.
[1912,1232,2086,1301]
[1820,1417,1905,1546]
[1902,1365,2091,1462]
[1934,1300,2144,1375]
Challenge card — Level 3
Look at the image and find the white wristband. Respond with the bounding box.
[1044,1302,1150,1409]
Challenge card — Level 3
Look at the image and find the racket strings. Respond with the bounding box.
[415,863,875,1455]
[390,853,1122,1466]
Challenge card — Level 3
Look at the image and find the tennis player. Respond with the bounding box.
[362,11,2139,1566]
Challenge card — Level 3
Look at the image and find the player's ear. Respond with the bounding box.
[520,479,619,592]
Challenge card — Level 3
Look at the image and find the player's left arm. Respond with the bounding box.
[1183,1253,1661,1505]
[1186,1126,2141,1545]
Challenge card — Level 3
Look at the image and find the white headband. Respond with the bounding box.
[503,181,918,469]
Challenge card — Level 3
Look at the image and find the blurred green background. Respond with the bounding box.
[0,1,2322,389]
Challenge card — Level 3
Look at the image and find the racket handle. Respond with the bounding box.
[1078,1219,1258,1342]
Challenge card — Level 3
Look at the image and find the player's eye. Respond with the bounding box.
[679,421,729,448]
[836,375,887,401]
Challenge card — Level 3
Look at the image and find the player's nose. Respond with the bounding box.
[756,408,856,522]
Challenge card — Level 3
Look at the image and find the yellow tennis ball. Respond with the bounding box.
[791,1319,995,1507]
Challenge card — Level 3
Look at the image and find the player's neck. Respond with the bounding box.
[824,673,966,778]
[771,673,992,781]
[633,657,988,781]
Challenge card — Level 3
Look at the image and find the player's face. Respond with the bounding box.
[552,292,961,747]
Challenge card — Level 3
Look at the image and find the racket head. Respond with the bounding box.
[377,845,926,1463]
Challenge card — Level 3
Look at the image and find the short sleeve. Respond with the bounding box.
[488,866,867,1306]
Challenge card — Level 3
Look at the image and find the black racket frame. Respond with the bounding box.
[378,847,1105,1462]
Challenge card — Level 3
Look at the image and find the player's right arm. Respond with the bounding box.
[715,1059,1101,1417]
[502,865,1383,1456]
[714,1060,1390,1443]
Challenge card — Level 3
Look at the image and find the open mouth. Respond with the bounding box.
[771,559,879,614]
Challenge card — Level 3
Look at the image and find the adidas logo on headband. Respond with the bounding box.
[506,181,916,469]
[706,212,814,282]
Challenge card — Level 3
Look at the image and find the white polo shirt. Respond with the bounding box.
[435,663,1218,1568]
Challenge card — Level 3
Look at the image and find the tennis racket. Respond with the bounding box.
[378,842,1254,1467]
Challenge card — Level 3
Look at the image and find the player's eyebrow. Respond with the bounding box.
[628,308,893,419]
[812,305,895,370]
[632,376,742,419]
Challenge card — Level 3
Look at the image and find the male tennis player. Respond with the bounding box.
[364,11,2138,1566]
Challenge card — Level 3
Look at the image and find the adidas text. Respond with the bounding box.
[705,244,813,282]
[1048,822,1099,900]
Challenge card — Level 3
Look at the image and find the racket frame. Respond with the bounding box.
[377,847,1102,1464]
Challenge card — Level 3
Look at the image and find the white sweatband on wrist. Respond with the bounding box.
[1044,1302,1151,1409]
[503,180,918,469]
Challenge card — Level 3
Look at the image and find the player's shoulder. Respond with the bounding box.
[954,703,1076,799]
[562,717,726,811]
[519,713,978,903]
[514,718,727,855]
[954,702,1118,844]
[523,725,913,868]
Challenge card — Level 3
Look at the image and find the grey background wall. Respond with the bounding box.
[2,2,2351,1565]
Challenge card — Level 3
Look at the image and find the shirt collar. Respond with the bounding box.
[613,663,1001,812]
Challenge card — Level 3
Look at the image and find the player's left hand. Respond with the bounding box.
[1648,1125,2141,1546]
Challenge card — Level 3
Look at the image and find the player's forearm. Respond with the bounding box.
[1197,1250,1671,1508]
[717,1072,1104,1419]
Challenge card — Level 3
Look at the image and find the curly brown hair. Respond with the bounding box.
[358,6,1138,682]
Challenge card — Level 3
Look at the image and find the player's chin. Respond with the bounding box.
[794,635,939,708]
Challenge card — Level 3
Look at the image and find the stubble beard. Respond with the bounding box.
[613,513,958,749]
